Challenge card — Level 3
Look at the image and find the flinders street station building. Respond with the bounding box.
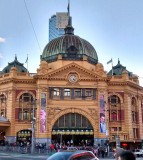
[0,16,143,150]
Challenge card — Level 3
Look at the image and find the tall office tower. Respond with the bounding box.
[49,12,70,41]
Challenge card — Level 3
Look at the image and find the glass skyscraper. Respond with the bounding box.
[49,12,70,41]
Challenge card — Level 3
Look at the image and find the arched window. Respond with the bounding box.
[0,94,7,118]
[53,113,93,130]
[108,95,124,121]
[16,93,35,121]
[131,97,138,123]
[108,95,120,105]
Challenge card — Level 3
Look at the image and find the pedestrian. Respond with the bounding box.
[50,143,55,152]
[118,150,136,160]
[115,147,124,160]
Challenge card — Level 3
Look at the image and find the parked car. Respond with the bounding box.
[133,149,143,157]
[47,150,99,160]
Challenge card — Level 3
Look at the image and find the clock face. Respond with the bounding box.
[69,75,78,82]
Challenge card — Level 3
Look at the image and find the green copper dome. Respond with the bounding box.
[108,59,133,77]
[41,21,98,64]
[1,56,27,74]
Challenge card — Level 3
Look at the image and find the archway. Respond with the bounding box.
[52,113,94,146]
[17,130,32,144]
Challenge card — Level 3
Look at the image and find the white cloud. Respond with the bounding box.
[0,37,6,43]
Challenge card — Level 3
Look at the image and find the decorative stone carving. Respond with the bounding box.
[47,108,55,116]
[37,61,48,75]
[88,108,97,118]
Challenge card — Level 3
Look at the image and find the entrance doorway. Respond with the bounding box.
[52,134,94,146]
[52,113,94,146]
[17,130,32,144]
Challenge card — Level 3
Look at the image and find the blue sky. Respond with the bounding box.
[0,0,143,86]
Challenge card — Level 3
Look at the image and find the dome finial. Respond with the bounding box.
[64,0,74,35]
[67,0,70,18]
[118,58,120,64]
[15,54,17,60]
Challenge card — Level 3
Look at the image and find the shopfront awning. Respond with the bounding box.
[0,116,10,126]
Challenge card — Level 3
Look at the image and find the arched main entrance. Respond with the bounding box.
[52,113,94,146]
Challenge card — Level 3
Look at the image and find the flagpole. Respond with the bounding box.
[107,58,113,76]
[25,54,29,73]
[111,58,113,76]
[27,54,28,73]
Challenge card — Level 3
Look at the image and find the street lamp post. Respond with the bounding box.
[104,103,110,157]
[31,100,36,154]
[60,131,62,145]
[116,129,120,149]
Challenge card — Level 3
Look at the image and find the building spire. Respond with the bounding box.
[15,54,17,61]
[67,0,70,17]
[65,0,74,35]
[118,58,120,64]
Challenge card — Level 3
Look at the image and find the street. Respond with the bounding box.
[0,152,143,160]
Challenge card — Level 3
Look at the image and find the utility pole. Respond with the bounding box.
[31,100,36,154]
[116,129,120,149]
[60,131,62,145]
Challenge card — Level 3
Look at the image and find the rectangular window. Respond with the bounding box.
[124,135,128,140]
[23,110,29,120]
[65,114,70,127]
[53,88,60,96]
[18,109,22,120]
[111,127,117,131]
[75,89,82,97]
[71,114,75,127]
[85,89,92,97]
[119,127,122,131]
[64,89,71,97]
[76,114,81,127]
[82,116,87,127]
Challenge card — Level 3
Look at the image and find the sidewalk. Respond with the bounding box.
[0,151,49,159]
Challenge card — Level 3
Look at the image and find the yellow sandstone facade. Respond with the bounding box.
[0,18,143,149]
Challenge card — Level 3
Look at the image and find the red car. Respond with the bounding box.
[47,150,99,160]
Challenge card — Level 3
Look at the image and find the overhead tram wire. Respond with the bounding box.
[23,0,42,53]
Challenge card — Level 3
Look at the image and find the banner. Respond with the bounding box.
[40,93,46,133]
[99,95,106,133]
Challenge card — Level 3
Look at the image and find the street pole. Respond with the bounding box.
[31,100,36,154]
[60,132,62,145]
[116,128,120,149]
[31,120,35,153]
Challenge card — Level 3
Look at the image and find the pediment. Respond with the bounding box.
[43,63,105,81]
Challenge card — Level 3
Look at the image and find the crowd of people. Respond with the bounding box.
[49,141,138,160]
[0,139,139,159]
